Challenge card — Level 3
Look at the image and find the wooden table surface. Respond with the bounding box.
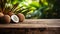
[0,19,60,28]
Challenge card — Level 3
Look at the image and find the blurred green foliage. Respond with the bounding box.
[0,0,60,19]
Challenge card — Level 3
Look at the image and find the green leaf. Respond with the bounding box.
[30,1,40,8]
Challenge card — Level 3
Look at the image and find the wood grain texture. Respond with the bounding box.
[0,19,60,28]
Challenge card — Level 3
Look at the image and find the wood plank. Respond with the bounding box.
[0,24,47,28]
[0,19,60,28]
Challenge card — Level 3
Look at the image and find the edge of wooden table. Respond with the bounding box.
[0,19,60,28]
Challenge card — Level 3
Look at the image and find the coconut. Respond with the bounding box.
[7,12,14,16]
[4,15,11,23]
[0,15,11,24]
[11,15,19,23]
[17,13,25,22]
[0,12,4,17]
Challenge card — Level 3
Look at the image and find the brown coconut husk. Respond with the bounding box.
[17,13,25,22]
[7,12,14,16]
[0,15,11,24]
[0,12,4,17]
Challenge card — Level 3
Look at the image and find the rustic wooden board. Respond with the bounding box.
[0,19,60,28]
